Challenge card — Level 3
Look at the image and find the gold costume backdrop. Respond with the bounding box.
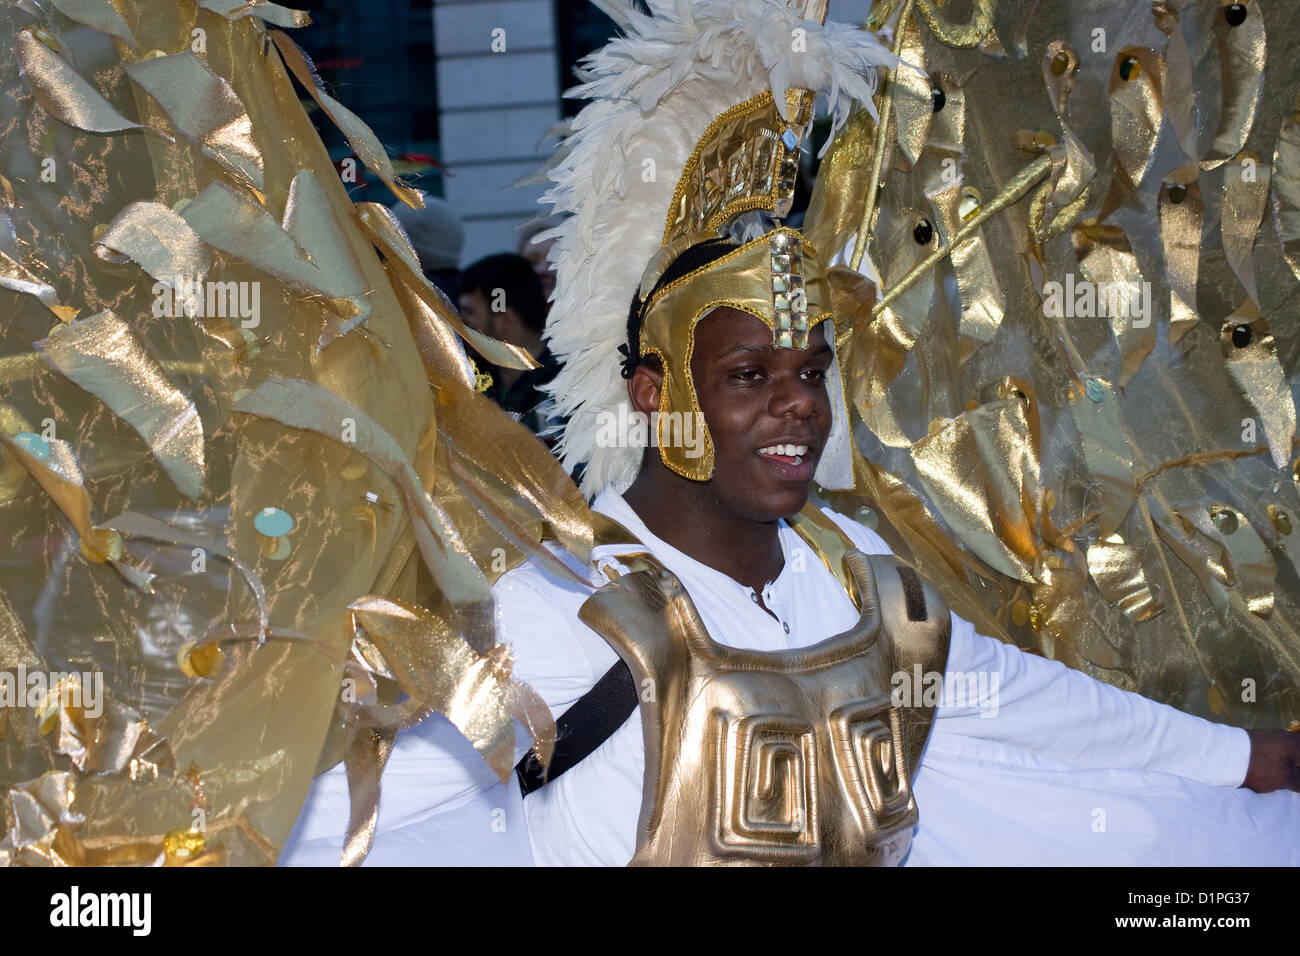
[0,0,1295,866]
[809,0,1299,734]
[0,0,585,865]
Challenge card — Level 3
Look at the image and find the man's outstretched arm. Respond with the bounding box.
[938,613,1300,792]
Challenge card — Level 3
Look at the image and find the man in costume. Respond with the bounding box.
[284,0,1300,866]
[4,0,1297,868]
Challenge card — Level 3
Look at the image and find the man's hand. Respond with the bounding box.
[1242,728,1300,793]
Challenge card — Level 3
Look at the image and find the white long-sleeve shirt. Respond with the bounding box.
[281,485,1299,866]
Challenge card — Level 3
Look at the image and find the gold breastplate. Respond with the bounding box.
[580,506,951,866]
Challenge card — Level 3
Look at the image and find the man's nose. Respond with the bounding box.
[769,372,821,419]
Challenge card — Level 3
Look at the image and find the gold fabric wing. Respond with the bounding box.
[0,1,585,866]
[811,0,1299,726]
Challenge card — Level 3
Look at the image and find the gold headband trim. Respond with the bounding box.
[641,229,825,322]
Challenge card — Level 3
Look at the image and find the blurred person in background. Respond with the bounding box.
[458,253,561,443]
[516,215,565,303]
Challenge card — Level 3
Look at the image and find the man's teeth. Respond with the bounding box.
[758,444,809,457]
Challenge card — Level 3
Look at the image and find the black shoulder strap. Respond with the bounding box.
[513,511,651,796]
[514,658,638,796]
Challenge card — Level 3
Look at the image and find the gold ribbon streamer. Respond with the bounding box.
[358,203,538,371]
[948,230,1003,353]
[15,27,166,138]
[35,311,206,499]
[891,24,932,169]
[340,724,395,867]
[94,201,212,282]
[1086,533,1164,622]
[1154,512,1233,614]
[179,181,332,295]
[851,0,917,271]
[802,104,876,265]
[124,52,264,192]
[1221,152,1270,305]
[0,246,61,313]
[399,298,591,565]
[1154,5,1197,161]
[392,277,476,391]
[1072,377,1138,540]
[1272,98,1300,284]
[1219,302,1296,471]
[49,0,138,48]
[1101,46,1163,219]
[831,262,911,450]
[910,399,1042,583]
[1158,178,1203,345]
[199,0,312,29]
[50,690,173,777]
[1201,0,1266,169]
[1032,557,1127,669]
[1188,505,1276,618]
[282,170,372,351]
[443,441,589,587]
[1069,221,1154,387]
[269,31,420,207]
[347,595,555,783]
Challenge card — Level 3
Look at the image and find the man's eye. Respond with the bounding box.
[801,368,827,382]
[731,367,764,381]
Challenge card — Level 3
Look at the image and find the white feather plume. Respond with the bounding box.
[538,0,896,498]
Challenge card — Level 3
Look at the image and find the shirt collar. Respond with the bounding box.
[591,483,797,599]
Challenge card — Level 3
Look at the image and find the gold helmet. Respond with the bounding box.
[538,0,895,495]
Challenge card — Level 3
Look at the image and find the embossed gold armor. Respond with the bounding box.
[579,507,952,866]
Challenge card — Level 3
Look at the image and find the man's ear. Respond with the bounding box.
[627,357,663,416]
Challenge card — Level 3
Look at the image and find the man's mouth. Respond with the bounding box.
[757,443,809,466]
